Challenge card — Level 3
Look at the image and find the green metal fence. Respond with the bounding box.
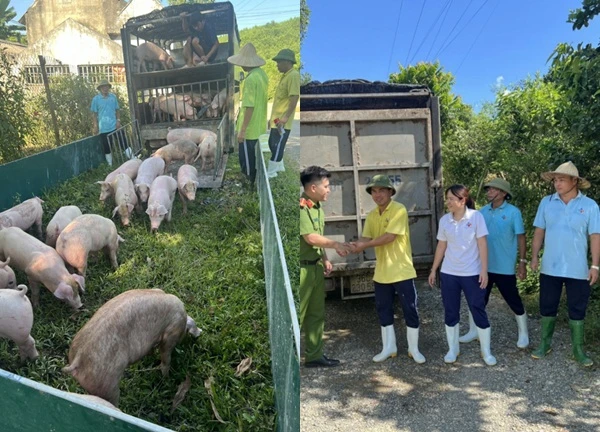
[256,144,301,432]
[0,136,104,211]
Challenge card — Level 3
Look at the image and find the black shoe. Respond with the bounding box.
[304,355,341,368]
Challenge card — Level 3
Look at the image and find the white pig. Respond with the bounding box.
[56,215,124,277]
[166,127,217,145]
[0,257,16,289]
[0,197,44,238]
[97,159,142,204]
[135,157,166,204]
[146,176,177,232]
[208,87,227,118]
[136,42,174,73]
[177,165,199,214]
[0,284,38,360]
[0,227,85,309]
[152,94,195,122]
[112,174,140,227]
[45,205,83,247]
[194,134,217,172]
[62,289,201,406]
[151,140,198,167]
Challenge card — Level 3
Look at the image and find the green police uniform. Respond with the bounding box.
[299,193,325,362]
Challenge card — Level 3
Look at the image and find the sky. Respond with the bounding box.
[10,0,299,30]
[302,0,600,109]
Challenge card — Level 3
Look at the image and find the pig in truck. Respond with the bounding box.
[121,2,239,188]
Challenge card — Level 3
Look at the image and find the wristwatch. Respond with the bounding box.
[519,259,528,264]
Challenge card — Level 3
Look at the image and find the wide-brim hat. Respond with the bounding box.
[541,161,590,189]
[227,43,265,68]
[97,79,111,90]
[366,174,396,196]
[272,48,296,64]
[484,178,512,200]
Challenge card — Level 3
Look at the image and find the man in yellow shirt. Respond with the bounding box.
[349,175,426,364]
[267,49,300,178]
[227,43,268,186]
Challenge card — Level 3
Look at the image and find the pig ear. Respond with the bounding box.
[72,274,85,292]
[127,203,134,214]
[0,256,9,268]
[145,204,154,216]
[54,283,74,301]
[158,205,169,216]
[112,207,119,218]
[194,181,199,187]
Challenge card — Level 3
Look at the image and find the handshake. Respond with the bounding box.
[335,241,366,257]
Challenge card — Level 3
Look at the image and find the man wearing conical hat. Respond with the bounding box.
[227,43,268,187]
[459,178,529,350]
[530,161,600,366]
[266,49,300,178]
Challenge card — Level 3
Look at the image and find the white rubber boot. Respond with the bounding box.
[406,327,426,364]
[444,324,460,363]
[105,153,113,166]
[459,311,479,343]
[266,160,278,178]
[373,325,397,362]
[275,160,285,173]
[515,313,529,349]
[124,147,133,159]
[477,326,497,366]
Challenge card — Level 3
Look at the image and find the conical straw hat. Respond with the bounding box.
[541,161,590,189]
[227,43,265,67]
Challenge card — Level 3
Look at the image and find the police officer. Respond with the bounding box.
[300,166,348,367]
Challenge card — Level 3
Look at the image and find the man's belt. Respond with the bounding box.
[300,259,320,266]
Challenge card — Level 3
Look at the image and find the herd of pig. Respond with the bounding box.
[0,129,221,410]
[133,42,227,121]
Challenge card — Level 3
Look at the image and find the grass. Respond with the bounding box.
[0,151,298,431]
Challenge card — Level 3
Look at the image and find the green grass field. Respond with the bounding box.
[0,152,298,431]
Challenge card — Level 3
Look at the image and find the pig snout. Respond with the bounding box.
[186,316,201,337]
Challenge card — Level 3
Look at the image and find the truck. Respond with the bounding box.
[120,2,240,187]
[300,80,444,299]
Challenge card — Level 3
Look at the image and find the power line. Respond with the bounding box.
[386,0,404,76]
[408,0,453,65]
[431,0,476,60]
[455,0,499,74]
[425,0,453,62]
[404,0,427,66]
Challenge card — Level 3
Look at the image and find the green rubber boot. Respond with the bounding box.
[569,320,593,367]
[531,316,556,359]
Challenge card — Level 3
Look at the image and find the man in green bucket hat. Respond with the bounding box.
[266,49,300,178]
[347,174,426,364]
[458,177,529,350]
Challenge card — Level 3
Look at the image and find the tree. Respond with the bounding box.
[0,0,25,41]
[301,0,310,45]
[568,0,600,29]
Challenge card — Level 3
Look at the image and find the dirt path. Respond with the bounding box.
[300,279,600,432]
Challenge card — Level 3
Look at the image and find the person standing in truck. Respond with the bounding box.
[266,49,300,178]
[181,11,219,67]
[348,175,426,364]
[300,166,349,368]
[227,43,268,187]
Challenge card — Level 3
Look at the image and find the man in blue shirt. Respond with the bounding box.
[459,178,529,349]
[531,162,600,367]
[91,79,132,166]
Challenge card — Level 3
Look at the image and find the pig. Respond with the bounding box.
[65,393,121,412]
[112,174,140,227]
[194,134,217,172]
[151,94,195,122]
[135,157,166,204]
[45,205,83,247]
[208,87,227,118]
[62,289,201,406]
[55,215,124,277]
[0,227,85,309]
[0,257,16,289]
[0,284,39,360]
[0,197,44,238]
[135,42,174,73]
[151,139,198,167]
[177,165,199,214]
[146,175,178,232]
[97,159,142,204]
[166,127,217,146]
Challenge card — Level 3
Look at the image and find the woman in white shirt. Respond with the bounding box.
[428,184,496,366]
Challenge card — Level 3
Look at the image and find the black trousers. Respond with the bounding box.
[239,139,258,183]
[539,274,590,320]
[99,129,127,154]
[485,273,525,315]
[268,128,291,162]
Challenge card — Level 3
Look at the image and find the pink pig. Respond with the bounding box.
[0,227,85,309]
[146,175,178,232]
[208,87,227,118]
[177,165,199,215]
[0,284,39,360]
[152,140,198,167]
[111,174,140,227]
[152,94,195,122]
[135,42,174,73]
[194,134,217,172]
[97,159,142,204]
[45,205,83,248]
[166,127,217,145]
[135,157,166,204]
[0,197,44,238]
[62,289,201,406]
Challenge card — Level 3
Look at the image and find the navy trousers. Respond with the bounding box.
[440,273,490,328]
[374,279,420,328]
[239,139,258,183]
[485,273,525,315]
[539,274,590,320]
[268,128,291,162]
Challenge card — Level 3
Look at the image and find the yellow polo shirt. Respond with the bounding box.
[269,68,300,129]
[362,200,417,284]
